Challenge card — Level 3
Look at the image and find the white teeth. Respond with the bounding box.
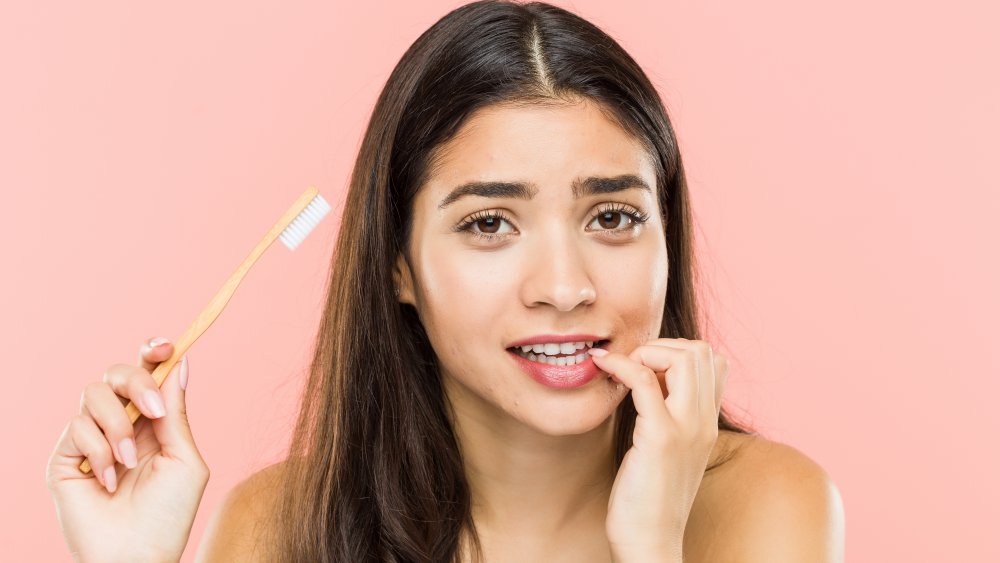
[516,340,600,353]
[511,339,607,366]
[514,349,593,366]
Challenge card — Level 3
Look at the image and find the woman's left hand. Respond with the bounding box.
[592,337,728,562]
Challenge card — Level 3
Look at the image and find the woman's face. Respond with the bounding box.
[396,98,668,435]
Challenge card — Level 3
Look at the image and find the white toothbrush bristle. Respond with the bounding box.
[280,194,331,250]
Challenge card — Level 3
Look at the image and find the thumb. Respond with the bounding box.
[152,355,203,463]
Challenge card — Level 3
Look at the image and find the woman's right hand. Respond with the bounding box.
[46,337,210,563]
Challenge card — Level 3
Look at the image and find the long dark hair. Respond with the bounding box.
[264,1,756,561]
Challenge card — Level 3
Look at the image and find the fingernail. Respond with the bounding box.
[588,347,609,357]
[180,355,189,390]
[118,437,137,468]
[144,389,166,418]
[103,466,117,493]
[148,337,170,349]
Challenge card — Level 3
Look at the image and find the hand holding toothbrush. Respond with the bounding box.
[46,337,209,563]
[44,188,330,562]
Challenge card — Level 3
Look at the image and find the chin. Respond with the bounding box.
[515,390,623,437]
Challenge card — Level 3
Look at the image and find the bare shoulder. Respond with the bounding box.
[194,460,288,562]
[686,431,846,562]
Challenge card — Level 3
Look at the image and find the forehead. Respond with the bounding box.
[423,99,654,194]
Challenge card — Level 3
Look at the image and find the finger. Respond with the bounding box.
[638,340,698,403]
[152,356,203,464]
[649,339,714,422]
[714,353,729,417]
[79,382,140,469]
[67,414,118,492]
[100,363,168,421]
[694,342,716,421]
[588,348,670,426]
[137,337,174,373]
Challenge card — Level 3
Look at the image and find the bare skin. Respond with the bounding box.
[47,336,838,562]
[46,340,210,563]
[203,429,842,562]
[204,96,843,560]
[49,96,844,562]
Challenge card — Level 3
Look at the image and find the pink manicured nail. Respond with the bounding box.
[588,347,609,357]
[144,389,166,418]
[180,355,189,390]
[118,437,137,468]
[103,466,117,493]
[148,337,170,349]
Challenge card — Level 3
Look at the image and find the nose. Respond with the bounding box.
[519,231,597,311]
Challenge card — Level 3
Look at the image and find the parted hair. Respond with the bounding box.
[262,1,755,561]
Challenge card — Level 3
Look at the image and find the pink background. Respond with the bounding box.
[3,0,997,560]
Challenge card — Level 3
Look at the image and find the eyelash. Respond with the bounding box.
[453,203,651,243]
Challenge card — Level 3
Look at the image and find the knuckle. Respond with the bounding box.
[70,416,107,454]
[81,381,105,404]
[69,413,91,432]
[195,463,211,482]
[628,345,650,362]
[102,363,130,384]
[106,411,134,439]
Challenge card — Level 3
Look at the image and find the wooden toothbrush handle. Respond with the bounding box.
[78,187,322,474]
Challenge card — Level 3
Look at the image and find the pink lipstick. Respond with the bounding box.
[505,337,610,389]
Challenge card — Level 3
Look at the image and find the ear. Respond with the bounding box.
[394,253,416,305]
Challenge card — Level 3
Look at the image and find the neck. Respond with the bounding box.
[443,377,619,538]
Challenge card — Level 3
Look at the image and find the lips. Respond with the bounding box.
[506,348,604,389]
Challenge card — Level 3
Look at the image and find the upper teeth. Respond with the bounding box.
[518,341,597,355]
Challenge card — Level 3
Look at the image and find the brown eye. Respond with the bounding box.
[587,204,649,234]
[455,210,515,241]
[477,216,502,233]
[596,211,625,230]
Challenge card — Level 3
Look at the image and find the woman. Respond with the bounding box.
[46,1,844,561]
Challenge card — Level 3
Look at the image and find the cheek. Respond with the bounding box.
[416,250,513,350]
[595,243,668,336]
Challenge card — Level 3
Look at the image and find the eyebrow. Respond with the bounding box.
[437,174,652,210]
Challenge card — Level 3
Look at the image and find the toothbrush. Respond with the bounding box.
[78,187,332,474]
